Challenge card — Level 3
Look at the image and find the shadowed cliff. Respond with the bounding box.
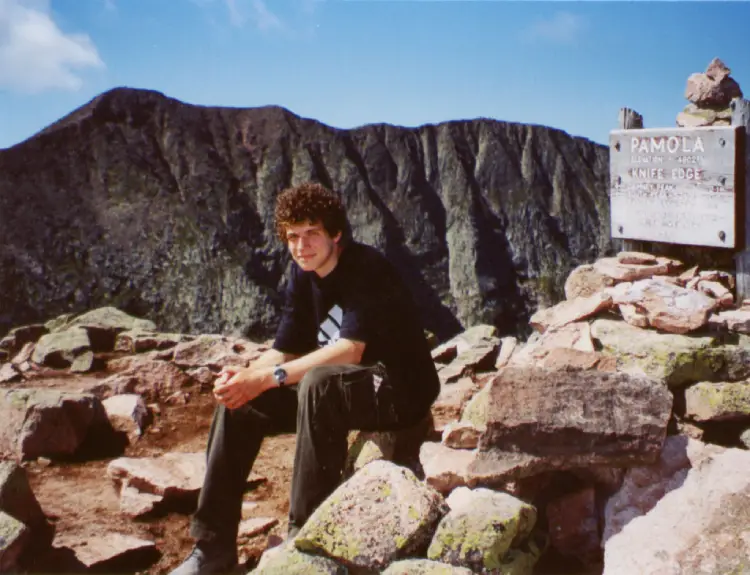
[0,87,615,340]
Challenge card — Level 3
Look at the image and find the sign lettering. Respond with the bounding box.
[609,126,738,248]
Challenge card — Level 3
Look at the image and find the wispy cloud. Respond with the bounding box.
[524,12,586,45]
[225,0,284,30]
[0,0,105,93]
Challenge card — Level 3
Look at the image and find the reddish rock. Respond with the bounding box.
[593,257,671,283]
[430,377,478,429]
[529,292,612,333]
[685,61,743,107]
[92,358,194,402]
[618,304,648,328]
[478,367,672,468]
[611,278,716,334]
[442,422,483,449]
[419,442,476,493]
[564,264,614,300]
[53,532,157,570]
[547,488,601,566]
[616,251,657,265]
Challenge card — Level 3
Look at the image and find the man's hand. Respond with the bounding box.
[213,365,274,409]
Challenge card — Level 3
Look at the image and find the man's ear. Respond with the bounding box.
[333,231,342,243]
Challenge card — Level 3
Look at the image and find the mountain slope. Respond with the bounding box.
[0,87,613,339]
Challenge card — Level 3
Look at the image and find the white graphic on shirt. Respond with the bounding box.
[317,305,343,347]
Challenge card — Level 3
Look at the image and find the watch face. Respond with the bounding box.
[274,367,287,385]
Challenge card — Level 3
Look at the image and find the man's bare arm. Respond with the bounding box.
[248,347,300,372]
[276,338,366,386]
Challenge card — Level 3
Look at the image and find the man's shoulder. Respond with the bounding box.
[343,242,397,275]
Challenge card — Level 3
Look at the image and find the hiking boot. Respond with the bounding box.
[169,540,238,575]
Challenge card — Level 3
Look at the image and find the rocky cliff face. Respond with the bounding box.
[0,87,614,340]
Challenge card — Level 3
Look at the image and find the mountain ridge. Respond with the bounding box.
[0,86,614,340]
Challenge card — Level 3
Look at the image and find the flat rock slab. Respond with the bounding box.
[529,292,612,333]
[54,532,157,571]
[295,460,448,571]
[478,367,672,465]
[603,447,750,575]
[107,452,266,502]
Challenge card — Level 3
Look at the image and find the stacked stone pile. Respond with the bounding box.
[1,254,750,575]
[677,57,743,128]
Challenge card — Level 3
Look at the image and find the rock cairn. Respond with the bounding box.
[1,250,750,574]
[677,57,743,128]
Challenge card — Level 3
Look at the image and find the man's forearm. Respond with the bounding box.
[249,347,299,372]
[276,338,365,386]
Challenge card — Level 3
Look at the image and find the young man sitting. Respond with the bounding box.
[170,182,440,575]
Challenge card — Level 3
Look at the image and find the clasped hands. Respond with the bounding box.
[213,365,275,409]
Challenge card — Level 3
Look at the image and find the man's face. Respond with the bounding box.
[284,221,342,277]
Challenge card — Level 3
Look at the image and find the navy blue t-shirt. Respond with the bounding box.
[272,241,440,410]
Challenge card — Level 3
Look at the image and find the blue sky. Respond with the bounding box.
[1,0,748,150]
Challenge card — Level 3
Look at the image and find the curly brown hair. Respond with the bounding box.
[274,182,348,242]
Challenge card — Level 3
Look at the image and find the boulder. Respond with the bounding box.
[30,327,91,369]
[591,318,750,387]
[427,487,538,574]
[609,278,716,334]
[602,435,723,544]
[294,460,448,571]
[478,367,672,462]
[684,381,750,422]
[603,447,750,574]
[92,358,194,401]
[255,540,347,574]
[0,389,111,460]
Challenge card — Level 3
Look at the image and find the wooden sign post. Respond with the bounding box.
[610,98,750,302]
[731,98,750,303]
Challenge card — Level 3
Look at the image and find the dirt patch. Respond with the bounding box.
[18,382,297,574]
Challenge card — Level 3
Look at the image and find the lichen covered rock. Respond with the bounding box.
[427,487,537,574]
[294,460,448,570]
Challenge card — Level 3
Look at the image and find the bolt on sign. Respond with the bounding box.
[609,127,739,248]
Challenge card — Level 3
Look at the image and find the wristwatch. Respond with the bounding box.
[273,365,288,387]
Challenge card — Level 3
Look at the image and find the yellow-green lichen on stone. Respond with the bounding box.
[685,381,750,421]
[294,460,447,571]
[460,384,490,427]
[381,558,473,574]
[426,489,536,573]
[255,539,348,574]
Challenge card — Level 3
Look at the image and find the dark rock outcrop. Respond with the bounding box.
[0,87,614,340]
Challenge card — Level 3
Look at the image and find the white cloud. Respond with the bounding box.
[0,0,104,93]
[525,12,585,44]
[225,0,283,30]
